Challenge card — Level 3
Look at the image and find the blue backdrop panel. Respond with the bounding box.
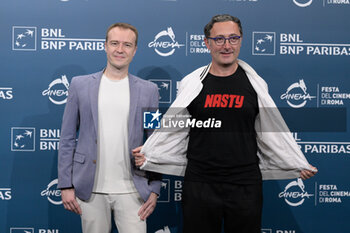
[1,0,349,232]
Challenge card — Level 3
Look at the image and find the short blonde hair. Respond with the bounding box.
[105,22,138,45]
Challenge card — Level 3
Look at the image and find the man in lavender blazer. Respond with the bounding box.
[58,23,161,233]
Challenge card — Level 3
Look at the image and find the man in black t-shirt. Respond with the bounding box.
[181,14,317,233]
[133,14,317,233]
[181,15,264,232]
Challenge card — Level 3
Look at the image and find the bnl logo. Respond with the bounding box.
[11,127,35,151]
[261,230,272,233]
[10,228,59,233]
[143,110,162,129]
[10,228,34,233]
[12,26,37,51]
[252,32,276,55]
[155,226,172,233]
[158,179,170,203]
[150,79,172,103]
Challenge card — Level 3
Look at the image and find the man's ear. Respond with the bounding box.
[204,37,210,50]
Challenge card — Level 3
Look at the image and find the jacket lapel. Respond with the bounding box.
[89,71,103,135]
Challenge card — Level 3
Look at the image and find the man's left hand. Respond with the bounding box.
[300,164,318,180]
[138,192,158,221]
[132,146,146,167]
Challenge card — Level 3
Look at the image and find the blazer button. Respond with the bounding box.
[93,160,96,164]
[95,140,97,144]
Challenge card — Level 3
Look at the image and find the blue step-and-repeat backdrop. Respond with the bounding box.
[1,0,350,232]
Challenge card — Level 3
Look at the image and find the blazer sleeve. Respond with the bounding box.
[145,82,162,194]
[57,78,80,189]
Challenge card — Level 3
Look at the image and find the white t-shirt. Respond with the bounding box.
[93,74,137,193]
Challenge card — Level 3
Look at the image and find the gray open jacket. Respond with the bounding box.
[140,59,313,180]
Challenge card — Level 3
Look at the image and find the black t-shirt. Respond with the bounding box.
[186,66,262,184]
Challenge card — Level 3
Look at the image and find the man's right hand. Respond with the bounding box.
[61,188,82,215]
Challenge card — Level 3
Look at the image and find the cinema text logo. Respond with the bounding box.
[42,75,70,105]
[11,127,35,151]
[252,32,276,55]
[41,179,62,205]
[150,79,172,103]
[0,188,12,201]
[12,26,104,51]
[279,178,314,206]
[280,79,316,108]
[148,27,184,57]
[293,0,313,7]
[0,87,13,100]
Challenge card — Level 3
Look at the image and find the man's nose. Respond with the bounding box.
[115,43,123,52]
[223,39,231,47]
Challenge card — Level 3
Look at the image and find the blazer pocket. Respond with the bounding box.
[73,152,85,164]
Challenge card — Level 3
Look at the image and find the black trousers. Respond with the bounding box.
[182,181,263,233]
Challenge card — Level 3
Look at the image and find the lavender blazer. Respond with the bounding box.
[57,70,161,201]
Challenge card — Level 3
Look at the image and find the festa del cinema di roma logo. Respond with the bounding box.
[280,79,316,108]
[42,75,70,105]
[41,179,62,205]
[279,178,314,206]
[293,0,313,7]
[148,27,184,57]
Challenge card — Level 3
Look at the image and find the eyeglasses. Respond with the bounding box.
[207,36,241,46]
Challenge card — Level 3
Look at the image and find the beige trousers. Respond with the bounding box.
[77,192,146,233]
